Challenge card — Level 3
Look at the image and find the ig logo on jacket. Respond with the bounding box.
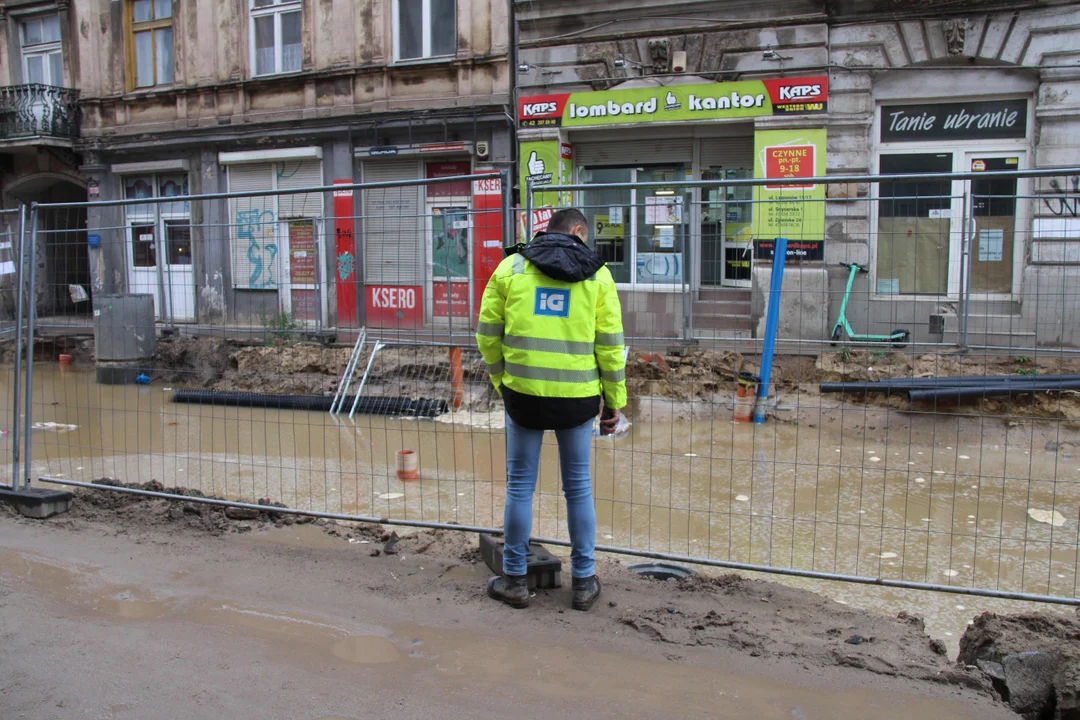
[534,288,570,317]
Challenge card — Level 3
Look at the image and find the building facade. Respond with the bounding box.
[514,0,1080,346]
[0,0,511,329]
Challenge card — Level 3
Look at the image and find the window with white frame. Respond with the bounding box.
[128,0,175,89]
[394,0,455,61]
[251,0,302,76]
[21,14,63,86]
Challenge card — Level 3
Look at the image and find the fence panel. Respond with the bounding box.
[11,167,1080,608]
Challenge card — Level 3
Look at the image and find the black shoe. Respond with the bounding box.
[487,575,530,609]
[572,575,602,611]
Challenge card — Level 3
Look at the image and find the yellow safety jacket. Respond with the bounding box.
[476,233,627,412]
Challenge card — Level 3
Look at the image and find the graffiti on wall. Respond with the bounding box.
[237,209,278,288]
[1044,176,1080,217]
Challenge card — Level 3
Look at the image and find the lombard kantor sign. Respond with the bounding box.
[518,77,828,128]
[880,99,1028,142]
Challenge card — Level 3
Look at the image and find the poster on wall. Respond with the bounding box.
[288,221,316,284]
[751,128,826,258]
[432,207,470,279]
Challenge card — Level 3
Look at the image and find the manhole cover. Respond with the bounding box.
[626,562,697,581]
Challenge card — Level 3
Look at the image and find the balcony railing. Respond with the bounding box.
[0,84,80,141]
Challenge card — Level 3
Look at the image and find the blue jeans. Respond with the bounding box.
[503,414,596,579]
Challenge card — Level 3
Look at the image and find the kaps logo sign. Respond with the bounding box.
[534,287,570,317]
[522,102,558,116]
[778,84,823,101]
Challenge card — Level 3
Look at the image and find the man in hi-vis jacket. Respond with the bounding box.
[476,208,627,611]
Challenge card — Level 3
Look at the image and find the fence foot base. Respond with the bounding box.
[0,487,73,518]
[479,534,562,590]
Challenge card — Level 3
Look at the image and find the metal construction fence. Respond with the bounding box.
[2,167,1080,609]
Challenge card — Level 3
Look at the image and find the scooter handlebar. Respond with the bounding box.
[839,262,869,273]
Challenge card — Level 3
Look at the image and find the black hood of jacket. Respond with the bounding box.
[520,232,605,283]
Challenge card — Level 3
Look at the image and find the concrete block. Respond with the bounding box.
[753,266,830,341]
[0,487,73,518]
[96,362,152,386]
[479,534,562,590]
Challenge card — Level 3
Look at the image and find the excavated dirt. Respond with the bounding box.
[8,335,1080,421]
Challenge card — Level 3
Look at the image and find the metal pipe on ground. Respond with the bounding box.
[36,477,1080,607]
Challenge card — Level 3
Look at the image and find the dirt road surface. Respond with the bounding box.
[0,502,1018,720]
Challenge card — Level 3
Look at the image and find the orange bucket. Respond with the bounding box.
[58,354,73,372]
[734,372,759,423]
[396,449,420,481]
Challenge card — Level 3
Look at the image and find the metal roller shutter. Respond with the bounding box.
[277,159,324,219]
[575,138,694,167]
[700,137,754,170]
[228,163,275,290]
[362,159,422,286]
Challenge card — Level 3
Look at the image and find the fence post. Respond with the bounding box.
[153,200,172,329]
[500,168,512,248]
[10,204,26,488]
[959,181,974,350]
[525,177,534,240]
[21,204,39,489]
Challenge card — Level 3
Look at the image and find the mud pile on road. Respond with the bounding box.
[69,478,301,536]
[958,612,1080,719]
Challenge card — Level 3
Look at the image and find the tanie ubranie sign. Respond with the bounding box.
[880,99,1027,142]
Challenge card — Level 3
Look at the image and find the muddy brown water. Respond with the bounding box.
[5,367,1078,652]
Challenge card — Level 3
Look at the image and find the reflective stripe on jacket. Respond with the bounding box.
[476,251,627,410]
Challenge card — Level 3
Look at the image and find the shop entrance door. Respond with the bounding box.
[126,217,195,322]
[700,168,752,288]
[967,154,1023,296]
[428,204,471,323]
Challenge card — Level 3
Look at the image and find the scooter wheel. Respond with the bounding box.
[830,326,842,346]
[892,329,910,349]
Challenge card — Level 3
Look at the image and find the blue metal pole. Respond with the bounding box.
[753,237,787,424]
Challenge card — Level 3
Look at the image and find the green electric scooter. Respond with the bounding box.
[830,263,910,347]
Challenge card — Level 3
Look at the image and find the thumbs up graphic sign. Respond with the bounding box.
[527,151,546,176]
[666,91,677,107]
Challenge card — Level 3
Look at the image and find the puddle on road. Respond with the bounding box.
[236,524,347,551]
[0,550,167,620]
[10,368,1080,645]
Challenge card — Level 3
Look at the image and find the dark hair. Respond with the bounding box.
[547,208,588,235]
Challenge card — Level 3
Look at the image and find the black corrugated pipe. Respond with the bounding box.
[907,380,1080,404]
[820,374,1080,394]
[172,389,447,418]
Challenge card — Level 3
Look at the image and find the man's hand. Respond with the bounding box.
[599,407,621,436]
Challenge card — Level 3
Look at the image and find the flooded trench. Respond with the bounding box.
[4,367,1079,647]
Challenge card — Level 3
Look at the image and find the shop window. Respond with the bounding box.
[251,0,302,76]
[394,0,455,61]
[126,0,173,89]
[579,166,687,287]
[875,154,953,295]
[579,168,631,284]
[21,14,63,86]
